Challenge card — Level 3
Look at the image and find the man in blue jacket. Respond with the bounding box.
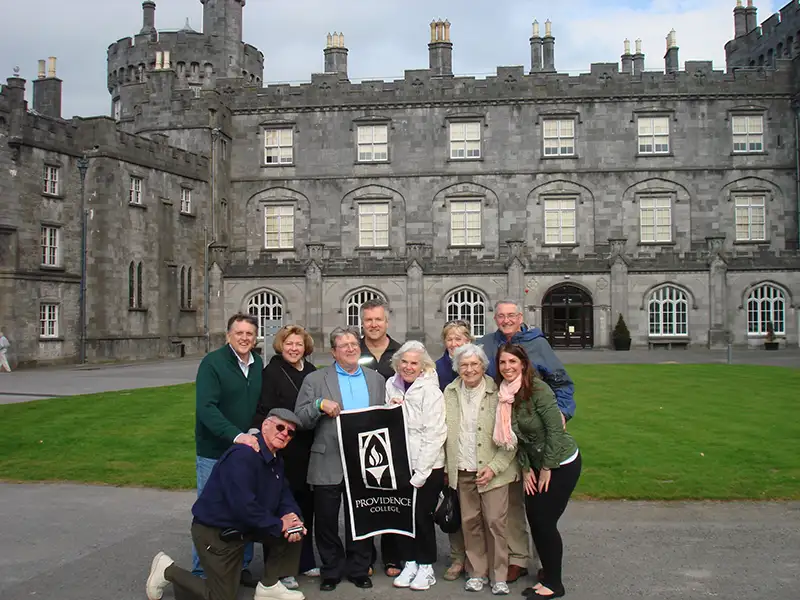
[146,408,307,600]
[478,299,576,584]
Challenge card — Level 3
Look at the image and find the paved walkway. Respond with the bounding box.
[0,483,796,600]
[0,348,797,404]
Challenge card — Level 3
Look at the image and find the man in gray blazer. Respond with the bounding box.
[295,326,385,592]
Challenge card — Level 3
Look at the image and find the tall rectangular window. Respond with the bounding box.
[732,115,764,153]
[39,303,59,338]
[180,188,192,213]
[357,125,389,162]
[264,204,295,249]
[637,116,670,154]
[358,202,390,248]
[43,165,59,195]
[449,122,481,159]
[40,226,60,267]
[264,129,293,164]
[543,119,575,156]
[639,197,673,243]
[735,196,766,241]
[113,99,121,121]
[130,176,142,204]
[450,200,482,246]
[543,198,577,244]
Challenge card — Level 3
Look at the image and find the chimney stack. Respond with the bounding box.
[621,39,633,74]
[324,32,349,80]
[542,19,556,72]
[633,38,645,75]
[530,20,543,73]
[429,20,453,77]
[32,57,62,119]
[733,0,747,38]
[745,0,758,33]
[664,29,679,73]
[141,1,156,33]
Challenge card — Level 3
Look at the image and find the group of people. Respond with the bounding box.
[145,298,581,600]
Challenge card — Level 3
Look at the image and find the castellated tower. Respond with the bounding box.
[106,0,263,125]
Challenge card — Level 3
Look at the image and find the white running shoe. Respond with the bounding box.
[491,581,510,595]
[145,552,174,600]
[393,561,419,588]
[465,577,488,592]
[255,581,305,600]
[280,576,299,589]
[301,568,320,577]
[410,564,436,591]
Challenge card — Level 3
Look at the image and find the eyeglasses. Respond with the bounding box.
[335,342,360,350]
[495,313,521,322]
[269,420,296,437]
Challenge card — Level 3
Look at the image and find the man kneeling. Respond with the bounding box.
[147,409,307,600]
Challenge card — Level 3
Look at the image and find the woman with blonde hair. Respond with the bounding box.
[251,325,318,587]
[386,341,447,591]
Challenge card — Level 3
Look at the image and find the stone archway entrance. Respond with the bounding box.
[542,284,593,349]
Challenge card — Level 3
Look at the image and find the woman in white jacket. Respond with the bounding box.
[386,340,448,592]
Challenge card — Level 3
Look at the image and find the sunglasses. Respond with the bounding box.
[271,421,296,438]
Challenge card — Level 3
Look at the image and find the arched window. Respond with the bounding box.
[445,289,487,337]
[180,266,186,309]
[247,291,283,339]
[346,289,385,330]
[648,286,688,337]
[128,261,136,308]
[747,284,786,335]
[136,262,144,308]
[187,267,193,309]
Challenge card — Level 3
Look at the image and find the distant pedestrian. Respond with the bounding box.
[0,331,11,372]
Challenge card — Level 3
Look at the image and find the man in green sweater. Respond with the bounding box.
[192,312,264,582]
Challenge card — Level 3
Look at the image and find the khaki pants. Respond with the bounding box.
[457,470,509,584]
[507,479,532,568]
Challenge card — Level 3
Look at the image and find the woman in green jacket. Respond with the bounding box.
[494,343,581,599]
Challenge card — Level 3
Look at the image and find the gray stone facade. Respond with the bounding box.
[3,0,799,365]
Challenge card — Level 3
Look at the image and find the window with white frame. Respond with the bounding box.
[734,195,766,241]
[445,288,486,337]
[357,125,388,162]
[639,196,672,243]
[130,176,142,205]
[747,284,785,335]
[180,188,192,213]
[264,129,293,164]
[39,303,59,338]
[543,119,575,156]
[346,289,385,329]
[43,165,59,195]
[263,204,294,249]
[648,286,688,337]
[358,202,389,247]
[247,291,284,339]
[450,200,482,246]
[637,116,670,154]
[449,122,481,159]
[40,226,60,267]
[732,115,764,153]
[543,198,576,245]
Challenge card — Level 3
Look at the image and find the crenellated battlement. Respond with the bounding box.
[726,0,800,69]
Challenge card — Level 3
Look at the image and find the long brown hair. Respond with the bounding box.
[494,343,535,407]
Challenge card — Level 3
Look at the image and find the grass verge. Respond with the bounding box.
[0,365,798,499]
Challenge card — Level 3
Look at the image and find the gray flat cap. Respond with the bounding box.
[267,408,302,427]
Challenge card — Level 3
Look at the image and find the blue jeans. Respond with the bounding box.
[191,455,254,576]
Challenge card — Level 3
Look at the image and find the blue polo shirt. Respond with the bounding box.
[335,362,370,410]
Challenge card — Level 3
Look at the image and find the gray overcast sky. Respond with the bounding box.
[0,0,780,118]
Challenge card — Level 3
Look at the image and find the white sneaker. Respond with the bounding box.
[393,561,419,588]
[301,568,320,577]
[491,582,510,595]
[410,564,436,591]
[146,552,174,600]
[281,576,299,589]
[465,577,488,592]
[255,581,305,600]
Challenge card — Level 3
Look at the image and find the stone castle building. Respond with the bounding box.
[2,0,799,366]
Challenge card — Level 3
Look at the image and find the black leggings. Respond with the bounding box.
[398,468,445,565]
[524,453,581,592]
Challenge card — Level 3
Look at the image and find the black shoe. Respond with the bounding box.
[347,576,373,589]
[239,569,258,588]
[320,578,340,591]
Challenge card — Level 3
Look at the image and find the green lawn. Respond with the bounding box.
[0,364,798,499]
